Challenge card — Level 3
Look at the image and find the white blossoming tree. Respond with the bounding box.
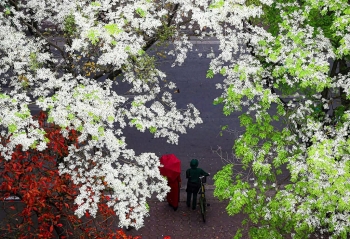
[0,0,268,233]
[0,0,216,232]
[212,0,350,238]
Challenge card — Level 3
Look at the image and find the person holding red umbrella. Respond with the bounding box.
[159,154,181,211]
[166,172,181,211]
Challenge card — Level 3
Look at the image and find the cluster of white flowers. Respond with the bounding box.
[0,0,220,228]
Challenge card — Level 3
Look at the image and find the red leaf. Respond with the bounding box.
[50,225,53,233]
[9,206,15,210]
[56,223,63,227]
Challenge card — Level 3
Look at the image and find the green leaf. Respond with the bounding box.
[221,125,228,130]
[30,140,38,149]
[138,49,145,56]
[0,93,9,99]
[107,116,115,122]
[206,69,214,78]
[131,101,144,107]
[269,52,278,62]
[77,125,83,132]
[28,52,43,71]
[92,135,98,140]
[258,40,267,46]
[344,8,350,15]
[136,123,143,130]
[87,29,100,45]
[98,126,105,136]
[136,8,147,17]
[213,97,224,105]
[239,114,253,127]
[239,73,246,81]
[63,14,76,36]
[15,111,30,119]
[5,6,11,15]
[104,24,122,35]
[91,1,101,7]
[220,68,226,75]
[8,124,17,133]
[68,113,75,120]
[209,0,225,9]
[118,139,124,145]
[149,126,157,134]
[234,229,243,239]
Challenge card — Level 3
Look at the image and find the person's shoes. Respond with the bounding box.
[186,203,190,208]
[192,207,196,210]
[173,207,178,211]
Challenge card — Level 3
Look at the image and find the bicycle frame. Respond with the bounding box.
[198,176,207,222]
[198,176,206,196]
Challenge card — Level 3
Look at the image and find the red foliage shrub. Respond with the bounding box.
[0,111,139,239]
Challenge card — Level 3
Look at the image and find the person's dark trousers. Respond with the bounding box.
[186,191,198,210]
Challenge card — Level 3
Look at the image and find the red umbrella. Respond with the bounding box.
[159,154,181,182]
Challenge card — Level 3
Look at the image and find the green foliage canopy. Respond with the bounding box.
[213,0,350,238]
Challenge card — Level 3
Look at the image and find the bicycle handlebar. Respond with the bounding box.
[199,175,209,184]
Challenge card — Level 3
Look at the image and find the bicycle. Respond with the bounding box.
[198,175,209,222]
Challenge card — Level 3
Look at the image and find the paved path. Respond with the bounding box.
[126,188,243,239]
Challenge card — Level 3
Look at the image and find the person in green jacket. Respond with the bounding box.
[185,159,209,210]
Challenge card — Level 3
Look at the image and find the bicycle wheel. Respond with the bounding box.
[200,196,206,222]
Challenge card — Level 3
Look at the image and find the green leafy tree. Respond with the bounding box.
[213,0,350,238]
